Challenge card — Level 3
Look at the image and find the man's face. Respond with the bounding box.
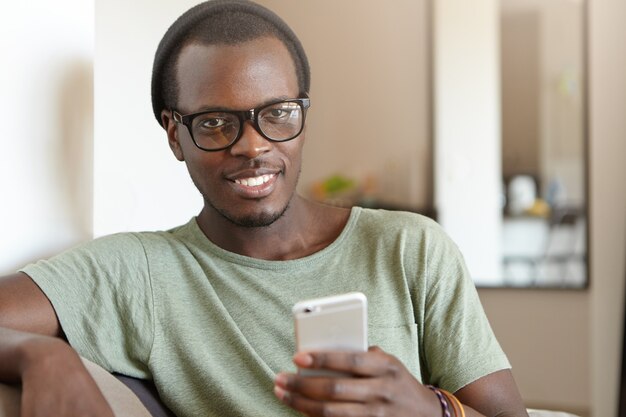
[165,37,304,227]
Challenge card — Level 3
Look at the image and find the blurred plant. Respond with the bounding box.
[310,174,359,207]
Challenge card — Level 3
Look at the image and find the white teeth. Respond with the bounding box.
[234,174,274,187]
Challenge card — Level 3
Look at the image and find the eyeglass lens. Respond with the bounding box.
[190,101,304,150]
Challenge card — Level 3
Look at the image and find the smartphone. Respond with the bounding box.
[292,292,368,376]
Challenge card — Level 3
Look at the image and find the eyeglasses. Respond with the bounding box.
[172,97,311,152]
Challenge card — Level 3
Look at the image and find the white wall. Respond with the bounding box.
[94,0,202,236]
[0,0,93,274]
[433,0,503,283]
[588,0,626,415]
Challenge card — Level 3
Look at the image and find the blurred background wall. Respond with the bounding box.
[0,0,93,274]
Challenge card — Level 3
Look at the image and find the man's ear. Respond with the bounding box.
[161,110,185,161]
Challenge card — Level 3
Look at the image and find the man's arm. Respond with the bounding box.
[0,272,114,416]
[456,369,528,417]
[0,272,61,337]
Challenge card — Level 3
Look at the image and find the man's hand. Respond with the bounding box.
[273,346,441,417]
[17,335,114,417]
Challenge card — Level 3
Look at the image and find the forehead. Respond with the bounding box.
[175,36,299,111]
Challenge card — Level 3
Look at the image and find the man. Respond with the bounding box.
[0,1,528,416]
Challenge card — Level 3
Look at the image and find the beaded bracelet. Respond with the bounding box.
[426,385,451,417]
[441,389,465,417]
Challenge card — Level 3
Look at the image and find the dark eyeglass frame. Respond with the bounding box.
[171,96,311,152]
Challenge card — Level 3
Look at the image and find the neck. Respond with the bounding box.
[197,195,350,260]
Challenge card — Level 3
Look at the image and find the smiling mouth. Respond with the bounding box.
[233,174,276,187]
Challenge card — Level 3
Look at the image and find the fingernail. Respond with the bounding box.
[274,385,286,400]
[293,352,313,366]
[274,373,287,387]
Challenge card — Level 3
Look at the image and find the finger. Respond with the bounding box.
[275,385,384,417]
[294,347,400,377]
[275,372,392,403]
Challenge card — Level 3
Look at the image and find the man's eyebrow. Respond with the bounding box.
[191,96,294,113]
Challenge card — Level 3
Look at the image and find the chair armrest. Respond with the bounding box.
[114,374,175,417]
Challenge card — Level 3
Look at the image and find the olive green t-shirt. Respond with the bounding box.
[22,207,509,417]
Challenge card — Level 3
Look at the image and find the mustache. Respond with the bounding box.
[235,157,282,171]
[224,157,284,179]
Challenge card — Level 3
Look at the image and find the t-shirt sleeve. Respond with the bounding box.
[420,224,510,392]
[20,233,154,379]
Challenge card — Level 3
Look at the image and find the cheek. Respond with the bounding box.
[177,130,217,170]
[183,151,222,182]
[284,133,305,162]
[289,140,305,172]
[276,144,302,178]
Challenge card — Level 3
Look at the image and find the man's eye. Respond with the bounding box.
[270,109,288,118]
[200,118,227,129]
[264,107,298,122]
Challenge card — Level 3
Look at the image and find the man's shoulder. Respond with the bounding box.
[355,207,441,234]
[351,207,455,255]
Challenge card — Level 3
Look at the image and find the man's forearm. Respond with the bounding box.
[0,326,115,417]
[0,326,69,382]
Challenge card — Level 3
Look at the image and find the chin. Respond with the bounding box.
[229,211,284,228]
[214,201,291,228]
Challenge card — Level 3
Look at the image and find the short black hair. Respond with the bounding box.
[151,0,311,127]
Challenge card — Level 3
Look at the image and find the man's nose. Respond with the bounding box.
[229,121,272,159]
